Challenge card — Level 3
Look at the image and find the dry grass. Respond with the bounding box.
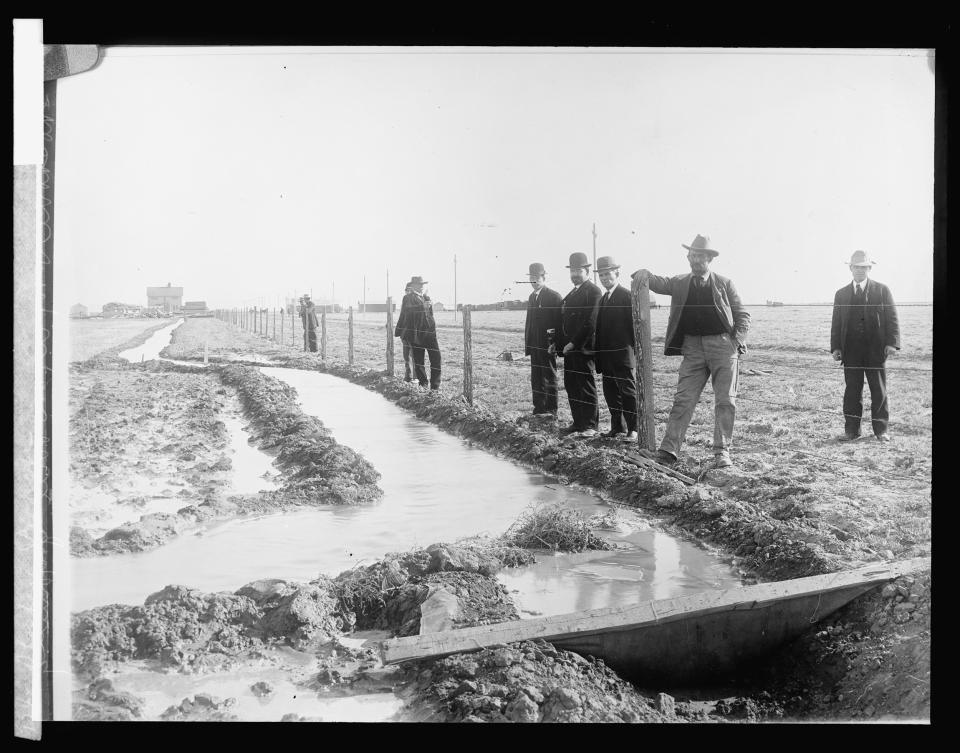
[68,318,174,363]
[501,501,611,552]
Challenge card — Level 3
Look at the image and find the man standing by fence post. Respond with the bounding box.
[395,283,415,382]
[594,256,638,441]
[524,262,563,418]
[395,276,441,390]
[831,250,900,442]
[300,294,319,353]
[631,234,750,469]
[558,252,603,437]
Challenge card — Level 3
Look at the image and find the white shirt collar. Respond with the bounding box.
[602,282,620,297]
[691,271,710,283]
[852,278,869,290]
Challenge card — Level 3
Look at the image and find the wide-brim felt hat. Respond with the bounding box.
[595,255,620,272]
[681,234,719,258]
[846,250,877,266]
[407,276,428,285]
[527,262,547,276]
[565,252,591,269]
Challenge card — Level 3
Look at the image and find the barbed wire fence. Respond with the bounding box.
[213,296,932,489]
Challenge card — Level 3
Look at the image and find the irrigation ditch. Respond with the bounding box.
[65,318,931,722]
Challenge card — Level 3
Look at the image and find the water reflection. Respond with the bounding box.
[117,319,184,362]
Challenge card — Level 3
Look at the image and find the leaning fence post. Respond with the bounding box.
[386,297,395,376]
[463,305,473,405]
[320,310,327,359]
[631,275,656,452]
[348,306,355,365]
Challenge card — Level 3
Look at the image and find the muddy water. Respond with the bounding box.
[71,368,738,613]
[117,319,185,362]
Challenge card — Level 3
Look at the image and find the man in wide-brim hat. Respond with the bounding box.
[394,275,441,390]
[523,262,564,417]
[632,234,750,468]
[556,252,603,437]
[594,255,638,441]
[830,250,900,442]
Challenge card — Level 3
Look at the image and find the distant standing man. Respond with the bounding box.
[830,250,900,442]
[594,256,638,441]
[300,294,319,353]
[395,276,441,390]
[632,235,750,468]
[394,283,415,382]
[524,262,563,417]
[557,252,603,436]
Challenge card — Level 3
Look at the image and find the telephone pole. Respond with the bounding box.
[592,223,598,284]
[454,254,458,320]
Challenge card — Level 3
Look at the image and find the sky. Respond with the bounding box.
[53,47,936,311]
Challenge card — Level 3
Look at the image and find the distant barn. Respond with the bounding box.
[69,303,88,319]
[182,300,210,316]
[146,282,183,313]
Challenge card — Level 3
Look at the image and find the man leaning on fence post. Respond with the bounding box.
[631,234,750,469]
[830,250,900,443]
[300,294,319,353]
[524,262,563,418]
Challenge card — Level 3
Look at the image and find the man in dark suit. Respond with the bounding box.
[830,250,900,442]
[299,294,319,352]
[557,252,603,437]
[394,275,441,390]
[632,235,750,469]
[395,283,414,381]
[523,262,563,417]
[594,256,638,441]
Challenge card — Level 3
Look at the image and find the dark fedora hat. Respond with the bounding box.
[407,276,428,286]
[565,252,591,269]
[595,255,620,272]
[681,234,719,258]
[527,262,547,276]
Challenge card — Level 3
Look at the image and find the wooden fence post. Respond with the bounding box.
[463,305,473,405]
[631,275,656,452]
[280,306,284,344]
[386,297,395,376]
[272,308,276,341]
[348,307,355,365]
[320,311,327,359]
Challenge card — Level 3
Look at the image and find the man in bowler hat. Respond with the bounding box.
[557,252,603,437]
[394,276,441,390]
[523,262,563,416]
[830,250,900,442]
[632,235,750,468]
[594,256,638,441]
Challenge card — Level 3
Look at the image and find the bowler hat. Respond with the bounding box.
[527,262,547,277]
[681,234,719,258]
[847,250,876,266]
[565,252,591,269]
[595,255,620,272]
[407,276,428,286]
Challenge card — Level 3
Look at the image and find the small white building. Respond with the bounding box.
[69,303,89,319]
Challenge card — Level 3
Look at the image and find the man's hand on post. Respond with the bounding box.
[832,349,842,361]
[563,343,574,355]
[631,269,650,285]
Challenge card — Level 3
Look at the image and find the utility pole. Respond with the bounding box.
[592,222,598,285]
[363,274,366,317]
[454,254,458,321]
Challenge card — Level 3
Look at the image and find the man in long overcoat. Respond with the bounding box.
[830,250,900,441]
[394,275,441,390]
[632,234,750,468]
[594,256,638,440]
[557,252,603,436]
[523,262,563,416]
[299,295,319,352]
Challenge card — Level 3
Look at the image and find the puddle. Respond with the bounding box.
[117,319,185,362]
[221,412,281,495]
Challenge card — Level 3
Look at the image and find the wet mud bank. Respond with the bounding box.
[69,360,382,558]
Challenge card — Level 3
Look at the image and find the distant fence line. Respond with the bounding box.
[213,288,931,487]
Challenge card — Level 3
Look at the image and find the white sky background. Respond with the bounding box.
[54,47,936,311]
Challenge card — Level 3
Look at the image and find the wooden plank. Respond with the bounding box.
[630,275,656,452]
[620,450,695,485]
[379,557,928,667]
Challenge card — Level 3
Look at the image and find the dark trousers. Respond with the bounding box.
[412,333,442,389]
[601,365,638,433]
[401,340,413,380]
[562,352,599,430]
[305,327,318,352]
[843,362,888,437]
[530,349,558,413]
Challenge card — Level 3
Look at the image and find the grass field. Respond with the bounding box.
[68,318,174,363]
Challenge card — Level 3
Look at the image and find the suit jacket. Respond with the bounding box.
[394,291,436,346]
[830,278,900,364]
[558,280,603,354]
[524,286,563,356]
[299,304,319,330]
[646,272,750,356]
[594,283,636,374]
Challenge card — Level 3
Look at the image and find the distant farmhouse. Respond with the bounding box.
[69,303,88,319]
[432,301,445,312]
[182,300,210,316]
[146,282,184,314]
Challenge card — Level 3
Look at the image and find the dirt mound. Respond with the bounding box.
[400,640,671,723]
